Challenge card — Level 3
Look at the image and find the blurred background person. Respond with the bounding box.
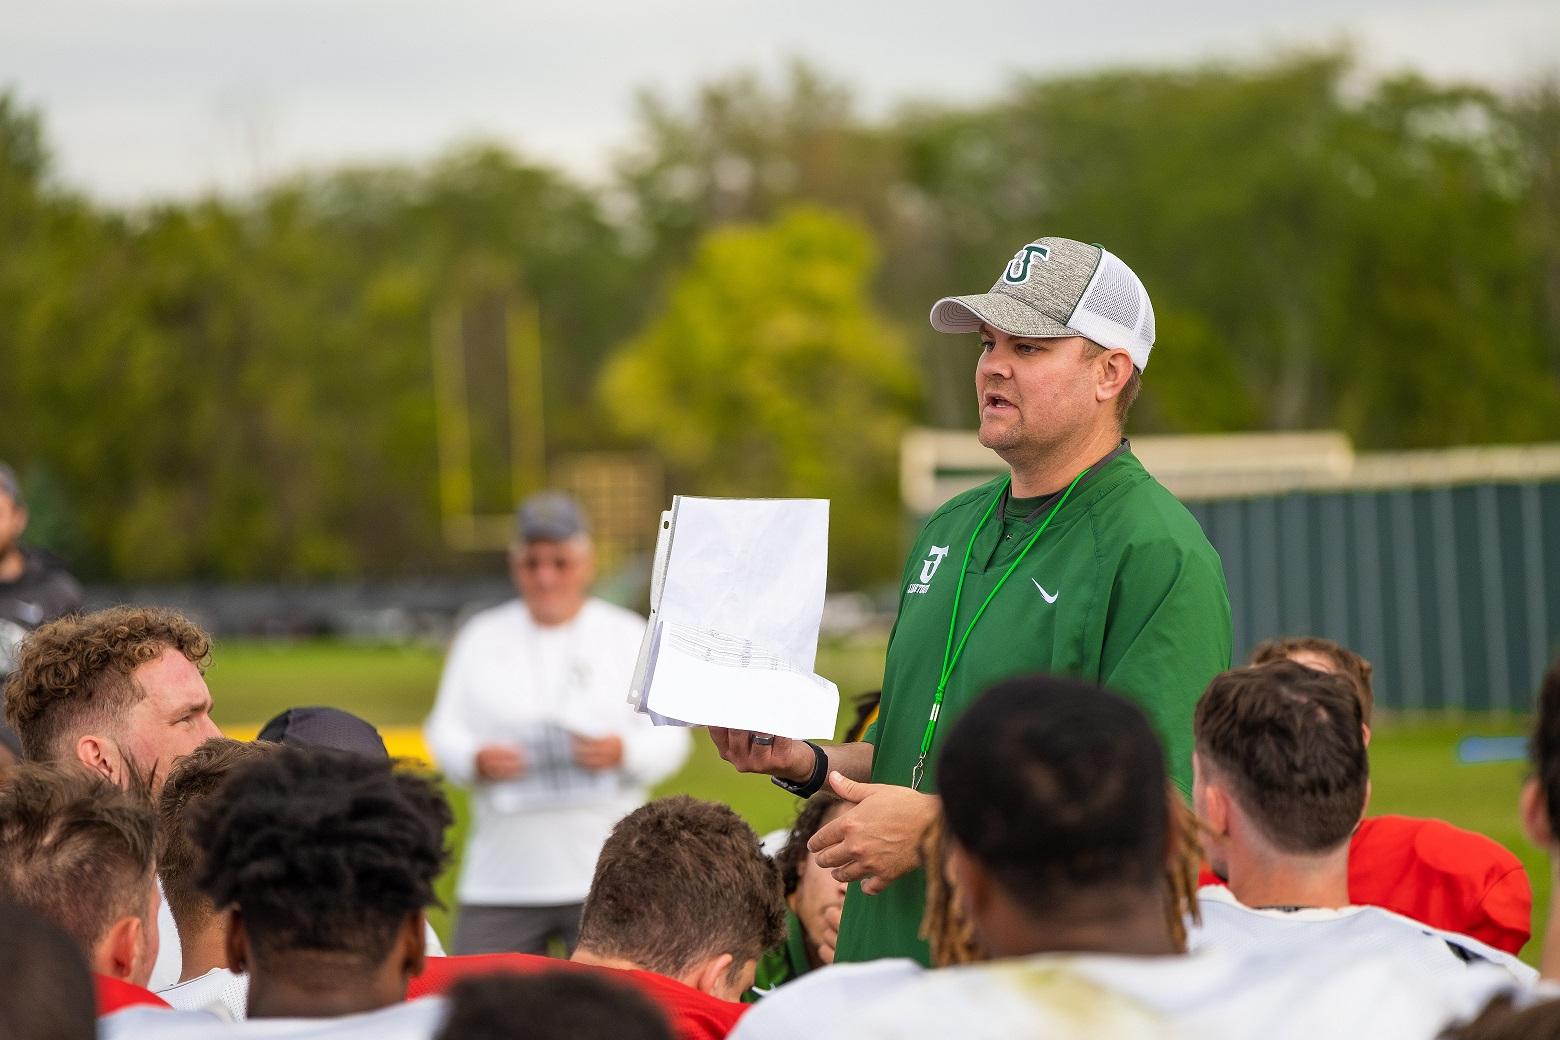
[424,491,689,957]
[0,462,82,677]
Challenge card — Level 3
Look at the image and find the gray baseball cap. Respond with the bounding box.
[929,237,1156,370]
[515,491,588,543]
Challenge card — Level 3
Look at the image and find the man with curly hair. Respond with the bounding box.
[103,745,454,1038]
[3,605,220,791]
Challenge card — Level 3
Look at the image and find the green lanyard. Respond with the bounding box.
[910,469,1087,791]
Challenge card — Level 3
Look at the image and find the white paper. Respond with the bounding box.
[628,497,839,739]
[483,723,620,811]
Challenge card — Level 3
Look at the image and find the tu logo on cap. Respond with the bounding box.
[1003,244,1050,284]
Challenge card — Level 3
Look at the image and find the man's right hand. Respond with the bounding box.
[707,728,815,783]
[475,744,526,781]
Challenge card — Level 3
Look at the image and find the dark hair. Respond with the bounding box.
[773,791,845,897]
[435,971,673,1040]
[578,795,784,981]
[3,606,212,762]
[1439,994,1560,1040]
[0,763,157,953]
[157,737,278,934]
[0,901,96,1040]
[189,746,452,966]
[937,675,1169,917]
[1194,661,1367,854]
[1531,658,1560,840]
[1249,635,1376,723]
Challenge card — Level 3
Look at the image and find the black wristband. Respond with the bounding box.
[771,741,829,798]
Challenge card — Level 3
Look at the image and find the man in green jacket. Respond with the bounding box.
[710,236,1232,965]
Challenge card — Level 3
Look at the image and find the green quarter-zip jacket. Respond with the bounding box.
[834,447,1232,966]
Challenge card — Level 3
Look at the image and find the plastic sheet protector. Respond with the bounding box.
[627,496,840,739]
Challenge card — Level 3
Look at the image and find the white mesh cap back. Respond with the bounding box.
[1066,248,1155,370]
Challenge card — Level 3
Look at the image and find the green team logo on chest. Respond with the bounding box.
[905,545,949,595]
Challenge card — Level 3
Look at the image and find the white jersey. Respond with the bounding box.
[149,918,444,1000]
[158,967,248,1020]
[1190,885,1537,987]
[734,945,1516,1040]
[424,598,690,905]
[101,997,446,1040]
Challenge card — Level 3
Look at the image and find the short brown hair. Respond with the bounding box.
[1249,635,1375,723]
[1194,661,1367,855]
[0,762,157,953]
[3,606,212,762]
[157,737,277,934]
[578,796,784,982]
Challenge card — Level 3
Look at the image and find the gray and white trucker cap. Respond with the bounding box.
[929,237,1156,370]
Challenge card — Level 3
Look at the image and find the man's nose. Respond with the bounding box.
[977,344,1011,379]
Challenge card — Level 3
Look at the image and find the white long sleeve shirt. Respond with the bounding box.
[423,598,690,905]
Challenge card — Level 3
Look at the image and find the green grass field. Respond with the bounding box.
[204,638,1549,965]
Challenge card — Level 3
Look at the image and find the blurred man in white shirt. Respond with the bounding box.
[424,491,689,956]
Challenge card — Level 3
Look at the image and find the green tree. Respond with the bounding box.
[599,206,920,586]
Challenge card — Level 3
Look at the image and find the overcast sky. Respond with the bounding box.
[3,0,1557,206]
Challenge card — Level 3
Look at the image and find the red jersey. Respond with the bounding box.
[408,954,748,1040]
[94,974,170,1015]
[1348,815,1530,955]
[1196,815,1531,956]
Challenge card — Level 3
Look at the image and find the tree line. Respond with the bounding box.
[1,51,1557,588]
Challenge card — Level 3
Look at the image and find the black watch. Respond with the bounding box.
[771,741,829,798]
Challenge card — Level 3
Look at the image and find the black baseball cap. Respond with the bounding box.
[257,706,389,761]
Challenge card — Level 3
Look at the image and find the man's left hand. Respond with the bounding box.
[572,734,624,770]
[808,773,940,895]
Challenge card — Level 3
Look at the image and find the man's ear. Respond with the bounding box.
[1193,755,1229,839]
[688,952,737,1000]
[1094,347,1134,403]
[224,907,250,975]
[398,911,427,981]
[95,914,144,983]
[75,734,120,785]
[946,840,989,923]
[1521,778,1554,849]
